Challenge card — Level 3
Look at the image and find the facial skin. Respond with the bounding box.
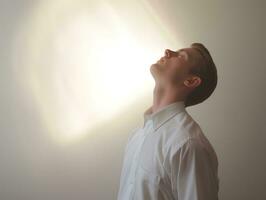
[150,47,203,96]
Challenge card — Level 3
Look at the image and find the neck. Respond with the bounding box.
[151,83,187,114]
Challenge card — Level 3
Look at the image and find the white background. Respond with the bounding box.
[0,0,265,199]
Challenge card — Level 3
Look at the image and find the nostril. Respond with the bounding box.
[165,49,170,57]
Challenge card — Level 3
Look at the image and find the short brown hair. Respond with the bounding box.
[185,43,218,107]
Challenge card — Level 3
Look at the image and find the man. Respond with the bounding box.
[117,43,219,200]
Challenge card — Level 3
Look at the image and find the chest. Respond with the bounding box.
[127,123,166,179]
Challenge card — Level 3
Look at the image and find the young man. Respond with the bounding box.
[117,43,219,200]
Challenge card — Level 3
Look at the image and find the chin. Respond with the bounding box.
[150,65,160,79]
[150,63,157,72]
[150,62,159,69]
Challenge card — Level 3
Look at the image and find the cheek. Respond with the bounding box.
[167,59,185,74]
[165,61,191,81]
[167,58,183,69]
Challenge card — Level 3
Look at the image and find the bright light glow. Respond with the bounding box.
[12,0,183,145]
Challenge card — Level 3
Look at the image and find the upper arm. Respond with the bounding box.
[171,138,219,200]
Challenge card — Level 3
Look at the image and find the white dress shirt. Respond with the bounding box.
[117,101,219,200]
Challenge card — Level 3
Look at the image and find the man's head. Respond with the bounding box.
[150,42,217,107]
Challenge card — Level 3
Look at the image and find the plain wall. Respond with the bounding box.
[0,0,265,199]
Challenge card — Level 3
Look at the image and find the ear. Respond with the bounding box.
[183,76,201,89]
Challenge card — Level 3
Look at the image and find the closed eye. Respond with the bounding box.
[176,52,185,59]
[177,50,189,60]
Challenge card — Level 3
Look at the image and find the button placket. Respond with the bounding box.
[130,120,154,199]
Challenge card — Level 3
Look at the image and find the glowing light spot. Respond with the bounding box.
[12,0,183,145]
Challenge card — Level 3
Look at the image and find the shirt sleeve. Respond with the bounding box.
[170,138,219,200]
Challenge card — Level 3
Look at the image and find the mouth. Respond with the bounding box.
[157,57,164,63]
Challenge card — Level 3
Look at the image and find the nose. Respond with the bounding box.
[164,49,171,58]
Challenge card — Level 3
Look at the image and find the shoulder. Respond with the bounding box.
[179,138,208,158]
[162,111,203,151]
[164,111,218,163]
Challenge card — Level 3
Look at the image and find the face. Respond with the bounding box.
[150,47,202,88]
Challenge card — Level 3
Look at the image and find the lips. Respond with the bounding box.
[158,57,164,63]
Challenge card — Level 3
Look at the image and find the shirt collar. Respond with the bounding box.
[143,101,186,131]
